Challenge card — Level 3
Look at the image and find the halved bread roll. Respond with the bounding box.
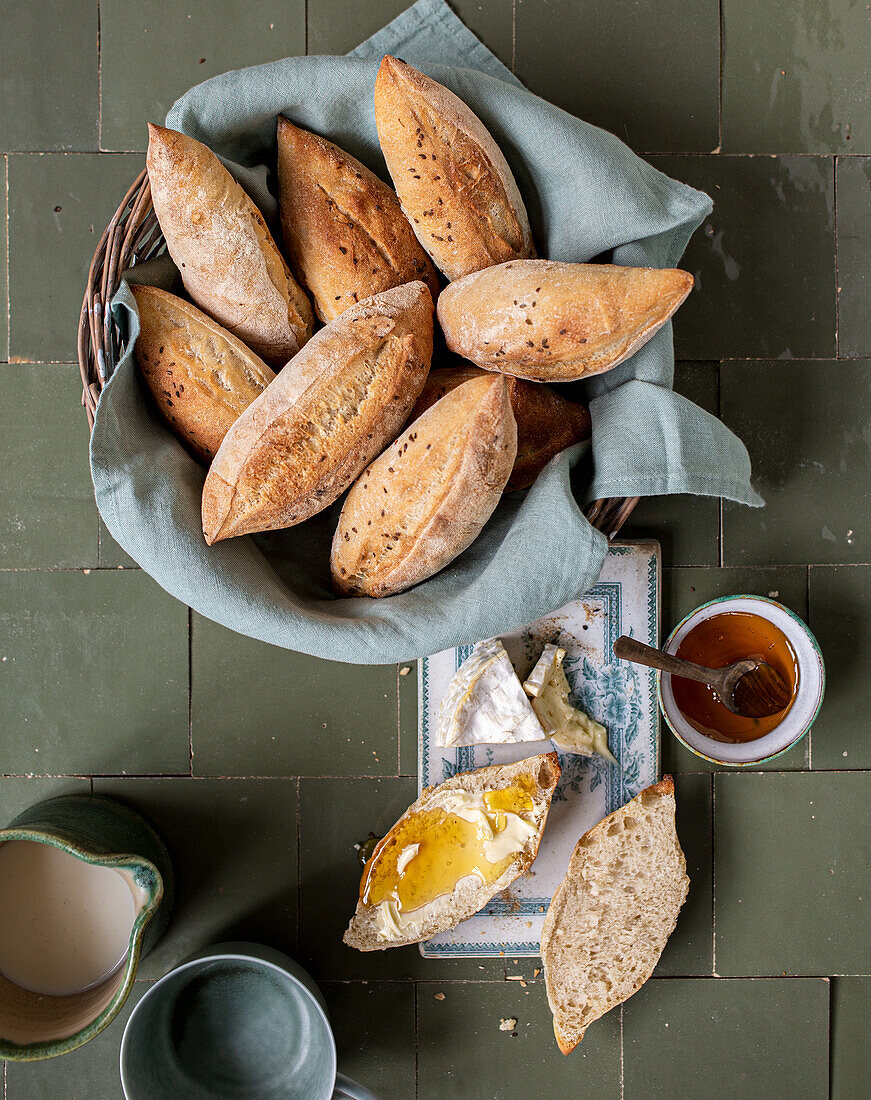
[344,752,560,951]
[540,777,689,1053]
[374,55,535,280]
[146,124,314,366]
[202,281,434,545]
[131,285,275,463]
[437,260,694,382]
[276,116,440,322]
[410,366,590,490]
[331,373,517,596]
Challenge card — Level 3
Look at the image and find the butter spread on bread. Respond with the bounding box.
[344,753,560,950]
[131,285,275,463]
[374,55,535,281]
[410,365,591,490]
[523,645,617,763]
[436,638,545,747]
[277,116,440,322]
[540,777,688,1053]
[331,373,517,597]
[437,259,694,381]
[201,281,433,544]
[146,124,314,366]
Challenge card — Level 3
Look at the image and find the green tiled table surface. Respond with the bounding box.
[1,1,869,1096]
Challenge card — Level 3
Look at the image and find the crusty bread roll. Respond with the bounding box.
[202,281,434,545]
[276,116,440,322]
[131,285,275,462]
[410,366,590,490]
[437,260,694,382]
[146,124,314,366]
[345,752,560,950]
[540,777,689,1054]
[331,373,517,596]
[374,55,535,281]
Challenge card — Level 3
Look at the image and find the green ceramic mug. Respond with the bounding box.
[120,943,379,1100]
[0,794,172,1061]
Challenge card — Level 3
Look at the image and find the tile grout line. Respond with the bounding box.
[296,776,301,959]
[716,0,723,152]
[97,0,103,151]
[188,606,194,776]
[3,154,8,364]
[413,981,419,1100]
[511,0,516,73]
[711,772,717,974]
[619,1004,625,1100]
[833,155,840,359]
[806,566,813,770]
[304,0,309,55]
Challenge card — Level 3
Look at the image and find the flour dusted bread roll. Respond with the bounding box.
[132,285,275,462]
[410,366,590,490]
[437,260,694,382]
[374,55,535,280]
[540,777,689,1053]
[146,124,314,366]
[276,116,439,322]
[202,281,433,545]
[345,752,560,950]
[331,373,517,596]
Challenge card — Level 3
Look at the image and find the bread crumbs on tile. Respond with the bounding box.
[399,666,411,676]
[499,1018,517,1031]
[433,992,445,1001]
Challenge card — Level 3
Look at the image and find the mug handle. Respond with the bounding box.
[334,1071,380,1100]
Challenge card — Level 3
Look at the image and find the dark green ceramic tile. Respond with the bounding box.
[321,982,415,1100]
[715,772,871,975]
[397,660,417,777]
[0,776,91,823]
[5,980,149,1099]
[661,566,810,773]
[0,365,98,568]
[307,0,514,70]
[654,774,713,976]
[514,0,718,154]
[831,978,871,1100]
[92,777,298,978]
[417,980,621,1099]
[649,156,836,360]
[808,566,871,769]
[721,361,871,566]
[625,363,720,565]
[100,0,306,152]
[7,153,142,363]
[0,0,98,152]
[623,977,829,1098]
[98,519,138,569]
[837,156,871,357]
[191,614,398,777]
[0,569,188,775]
[722,0,871,153]
[298,776,506,981]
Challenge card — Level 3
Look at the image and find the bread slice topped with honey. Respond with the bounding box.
[344,752,560,951]
[540,777,689,1053]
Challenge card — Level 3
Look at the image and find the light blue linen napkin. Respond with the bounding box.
[90,0,761,664]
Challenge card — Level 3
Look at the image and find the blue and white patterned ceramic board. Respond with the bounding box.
[417,540,661,958]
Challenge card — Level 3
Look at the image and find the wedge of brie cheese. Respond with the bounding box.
[523,644,618,764]
[435,638,545,747]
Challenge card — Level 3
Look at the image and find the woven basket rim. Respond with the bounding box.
[77,170,639,539]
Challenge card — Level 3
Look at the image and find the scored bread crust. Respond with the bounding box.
[331,373,517,596]
[344,752,561,951]
[202,281,434,544]
[437,260,694,382]
[540,776,689,1054]
[374,55,535,281]
[131,285,275,463]
[276,116,440,322]
[409,366,591,490]
[146,124,314,366]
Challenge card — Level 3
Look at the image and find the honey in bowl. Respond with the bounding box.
[671,611,799,743]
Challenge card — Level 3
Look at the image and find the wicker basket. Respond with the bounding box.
[78,170,639,539]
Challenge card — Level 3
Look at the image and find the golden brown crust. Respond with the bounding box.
[201,281,434,544]
[437,260,694,382]
[277,116,440,322]
[331,373,517,596]
[374,55,534,281]
[131,285,275,462]
[146,124,314,366]
[410,366,591,490]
